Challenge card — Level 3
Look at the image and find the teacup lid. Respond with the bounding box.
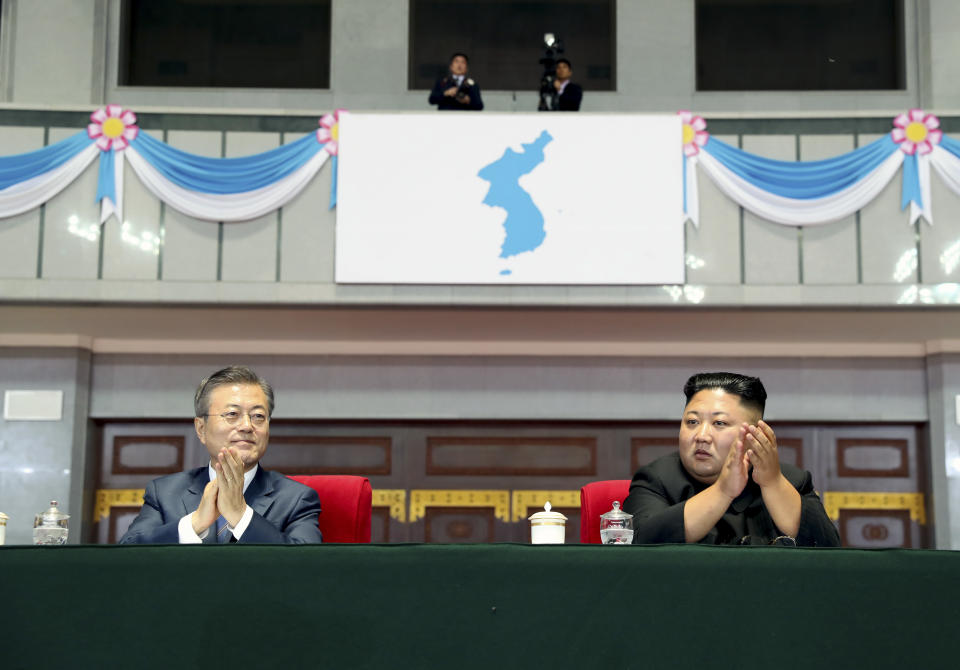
[0,511,8,521]
[528,501,568,522]
[600,501,631,521]
[38,500,69,523]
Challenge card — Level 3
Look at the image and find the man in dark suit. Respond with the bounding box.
[428,52,484,111]
[120,366,322,544]
[551,58,582,111]
[623,372,839,546]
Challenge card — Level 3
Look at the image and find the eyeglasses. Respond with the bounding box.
[204,410,269,427]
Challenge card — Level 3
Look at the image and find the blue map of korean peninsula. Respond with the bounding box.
[477,130,553,259]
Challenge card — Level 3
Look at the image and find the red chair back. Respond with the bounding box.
[288,474,372,543]
[579,480,631,544]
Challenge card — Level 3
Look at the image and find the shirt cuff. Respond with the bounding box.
[178,514,205,544]
[230,505,254,540]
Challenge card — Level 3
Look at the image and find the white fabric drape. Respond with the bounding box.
[930,145,960,202]
[0,144,98,219]
[696,149,906,226]
[125,147,330,222]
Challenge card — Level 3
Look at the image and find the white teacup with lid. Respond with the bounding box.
[528,501,567,544]
[0,511,8,545]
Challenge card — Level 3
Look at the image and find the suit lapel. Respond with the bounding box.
[245,466,276,519]
[181,467,209,517]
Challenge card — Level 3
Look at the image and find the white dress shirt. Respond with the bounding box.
[176,463,257,543]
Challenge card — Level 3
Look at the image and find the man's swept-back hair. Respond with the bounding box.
[450,52,469,63]
[194,365,275,418]
[682,372,766,418]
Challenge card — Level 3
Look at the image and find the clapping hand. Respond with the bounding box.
[191,477,220,535]
[215,447,247,526]
[716,426,750,501]
[744,420,782,488]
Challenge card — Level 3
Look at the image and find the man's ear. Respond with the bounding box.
[194,417,206,444]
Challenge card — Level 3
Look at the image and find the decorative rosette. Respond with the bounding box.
[891,109,942,155]
[316,109,346,155]
[679,110,709,157]
[87,104,139,151]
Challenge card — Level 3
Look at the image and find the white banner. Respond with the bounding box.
[335,113,683,284]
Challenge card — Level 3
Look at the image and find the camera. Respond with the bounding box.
[538,33,564,111]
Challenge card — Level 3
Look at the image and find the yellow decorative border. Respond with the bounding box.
[823,492,926,524]
[510,490,581,522]
[409,490,510,522]
[94,489,145,522]
[372,489,407,523]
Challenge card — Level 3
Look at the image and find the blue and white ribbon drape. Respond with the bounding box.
[680,108,960,228]
[0,104,339,226]
[3,105,960,232]
[0,132,99,218]
[124,130,329,222]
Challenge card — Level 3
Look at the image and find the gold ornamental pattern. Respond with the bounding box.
[409,490,510,522]
[510,490,580,522]
[94,489,146,521]
[372,489,407,522]
[823,492,926,524]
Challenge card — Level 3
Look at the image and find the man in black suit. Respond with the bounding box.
[428,52,484,111]
[551,58,582,111]
[120,365,322,544]
[623,372,839,546]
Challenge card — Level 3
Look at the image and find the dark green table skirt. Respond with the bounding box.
[1,543,956,669]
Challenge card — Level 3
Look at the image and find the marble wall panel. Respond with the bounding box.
[159,131,221,281]
[40,128,101,279]
[798,135,858,285]
[685,134,741,285]
[279,133,335,283]
[101,157,161,280]
[857,133,919,286]
[921,166,960,285]
[741,135,799,284]
[0,126,44,278]
[221,132,280,283]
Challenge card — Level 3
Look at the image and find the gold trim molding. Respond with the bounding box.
[823,492,926,524]
[94,489,145,521]
[372,489,407,522]
[409,490,510,522]
[510,490,580,522]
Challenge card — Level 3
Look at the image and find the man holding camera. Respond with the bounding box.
[429,52,484,111]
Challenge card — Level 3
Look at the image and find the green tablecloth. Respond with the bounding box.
[1,543,956,669]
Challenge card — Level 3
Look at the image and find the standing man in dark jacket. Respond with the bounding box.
[551,58,582,111]
[429,52,484,111]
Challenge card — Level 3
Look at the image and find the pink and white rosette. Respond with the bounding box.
[679,110,709,157]
[317,109,346,155]
[87,105,139,152]
[679,110,709,226]
[891,109,942,156]
[87,105,140,223]
[890,109,943,225]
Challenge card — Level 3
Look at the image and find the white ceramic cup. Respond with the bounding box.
[530,522,566,544]
[528,501,567,544]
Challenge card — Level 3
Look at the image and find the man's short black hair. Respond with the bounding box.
[682,372,766,418]
[450,52,469,63]
[556,58,572,68]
